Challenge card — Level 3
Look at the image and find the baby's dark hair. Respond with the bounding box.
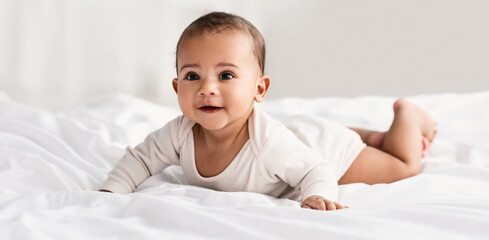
[176,12,266,74]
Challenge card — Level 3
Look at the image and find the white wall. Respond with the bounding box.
[1,0,488,111]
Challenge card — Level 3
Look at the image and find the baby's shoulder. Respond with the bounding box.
[250,109,309,154]
[149,114,195,145]
[249,109,287,147]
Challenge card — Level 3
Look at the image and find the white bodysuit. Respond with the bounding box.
[101,108,365,202]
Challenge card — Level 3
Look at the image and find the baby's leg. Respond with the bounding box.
[348,127,385,148]
[339,99,437,184]
[349,127,432,158]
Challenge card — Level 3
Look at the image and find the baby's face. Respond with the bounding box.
[173,31,269,131]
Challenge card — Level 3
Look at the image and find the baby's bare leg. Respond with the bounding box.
[339,99,437,185]
[348,127,385,148]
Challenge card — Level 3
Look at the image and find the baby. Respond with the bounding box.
[100,12,437,211]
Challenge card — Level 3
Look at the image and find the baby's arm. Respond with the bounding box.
[100,137,171,193]
[296,160,346,211]
[260,124,345,211]
[100,119,182,193]
[280,159,345,210]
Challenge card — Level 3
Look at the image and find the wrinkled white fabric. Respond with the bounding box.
[1,91,489,239]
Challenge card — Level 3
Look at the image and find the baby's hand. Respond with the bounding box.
[301,195,348,211]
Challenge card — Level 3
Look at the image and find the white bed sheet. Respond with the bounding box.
[1,91,489,239]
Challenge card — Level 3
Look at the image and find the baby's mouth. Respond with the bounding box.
[199,106,223,113]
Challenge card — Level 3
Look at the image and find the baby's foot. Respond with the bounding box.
[421,137,431,158]
[367,99,437,158]
[393,98,438,144]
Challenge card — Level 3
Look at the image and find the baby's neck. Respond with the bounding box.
[193,120,249,151]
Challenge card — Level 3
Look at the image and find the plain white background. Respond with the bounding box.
[1,0,488,111]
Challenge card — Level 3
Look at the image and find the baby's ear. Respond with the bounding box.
[254,75,270,103]
[172,78,178,94]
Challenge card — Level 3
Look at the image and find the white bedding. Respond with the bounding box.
[1,91,489,239]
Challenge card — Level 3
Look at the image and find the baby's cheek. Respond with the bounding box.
[178,94,194,114]
[234,89,255,106]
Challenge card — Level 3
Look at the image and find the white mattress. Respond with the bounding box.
[1,91,489,239]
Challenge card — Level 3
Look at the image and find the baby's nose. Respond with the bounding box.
[198,78,219,96]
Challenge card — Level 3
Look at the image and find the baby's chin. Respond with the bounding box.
[197,121,229,131]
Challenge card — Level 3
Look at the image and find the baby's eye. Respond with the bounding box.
[218,72,234,80]
[185,73,200,81]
